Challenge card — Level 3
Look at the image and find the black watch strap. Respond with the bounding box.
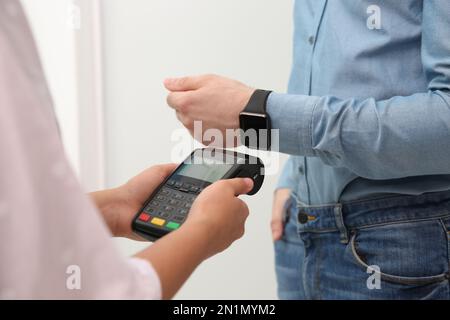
[244,89,272,114]
[240,89,272,150]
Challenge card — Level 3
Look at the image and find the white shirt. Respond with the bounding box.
[0,0,161,299]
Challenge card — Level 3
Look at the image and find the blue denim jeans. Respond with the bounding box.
[274,190,450,299]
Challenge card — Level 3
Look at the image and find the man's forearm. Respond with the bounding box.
[267,90,450,180]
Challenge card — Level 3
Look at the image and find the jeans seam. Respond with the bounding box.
[295,190,450,209]
[341,190,450,207]
[438,219,450,274]
[300,237,309,300]
[349,213,450,231]
[297,217,312,300]
[438,218,449,236]
[299,214,450,234]
[314,235,323,300]
[299,228,339,234]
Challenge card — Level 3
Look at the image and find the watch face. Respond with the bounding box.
[239,112,271,150]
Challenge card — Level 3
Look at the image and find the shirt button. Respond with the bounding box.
[308,36,315,45]
[298,211,309,224]
[298,166,304,174]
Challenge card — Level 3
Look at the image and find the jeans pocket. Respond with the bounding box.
[347,218,449,286]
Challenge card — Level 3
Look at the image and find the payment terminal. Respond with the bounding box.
[132,148,264,241]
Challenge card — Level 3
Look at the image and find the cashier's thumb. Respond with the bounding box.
[225,178,254,196]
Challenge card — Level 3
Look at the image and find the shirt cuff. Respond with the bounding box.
[267,92,319,156]
[127,257,162,300]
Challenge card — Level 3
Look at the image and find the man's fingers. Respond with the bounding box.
[164,75,207,92]
[271,189,290,241]
[175,111,194,131]
[271,218,283,241]
[166,92,191,111]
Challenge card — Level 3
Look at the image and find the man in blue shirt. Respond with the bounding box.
[165,1,450,299]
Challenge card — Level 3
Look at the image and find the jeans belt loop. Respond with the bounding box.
[333,204,349,244]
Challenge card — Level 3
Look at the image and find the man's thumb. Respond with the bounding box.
[164,76,203,92]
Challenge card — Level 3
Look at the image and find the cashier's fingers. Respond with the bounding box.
[222,178,253,196]
[199,179,253,198]
[185,178,252,257]
[234,199,250,238]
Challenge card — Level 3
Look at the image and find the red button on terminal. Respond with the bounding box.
[138,213,151,222]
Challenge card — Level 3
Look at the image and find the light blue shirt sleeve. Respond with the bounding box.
[270,0,450,182]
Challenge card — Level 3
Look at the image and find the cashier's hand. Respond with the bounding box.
[184,178,254,258]
[164,74,254,147]
[90,164,177,240]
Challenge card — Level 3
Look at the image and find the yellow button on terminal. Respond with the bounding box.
[151,217,165,226]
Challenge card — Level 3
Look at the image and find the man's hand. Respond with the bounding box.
[164,74,254,146]
[271,188,291,241]
[90,164,177,240]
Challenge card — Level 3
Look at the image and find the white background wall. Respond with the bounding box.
[22,0,294,299]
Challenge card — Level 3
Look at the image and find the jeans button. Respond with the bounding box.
[298,211,309,224]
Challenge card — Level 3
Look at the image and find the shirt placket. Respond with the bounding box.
[298,0,328,205]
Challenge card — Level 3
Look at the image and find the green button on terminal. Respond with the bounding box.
[166,221,180,230]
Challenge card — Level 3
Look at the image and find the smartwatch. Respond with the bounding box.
[239,89,272,150]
